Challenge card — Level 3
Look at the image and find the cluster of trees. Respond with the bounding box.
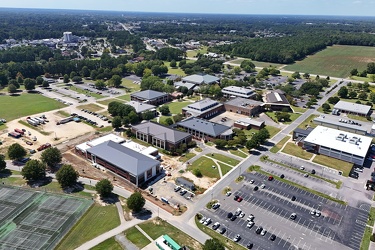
[213,128,247,149]
[246,128,270,150]
[140,75,174,93]
[153,48,183,61]
[350,63,375,82]
[180,58,224,75]
[108,101,140,129]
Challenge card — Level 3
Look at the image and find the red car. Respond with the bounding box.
[268,176,274,181]
[237,197,243,202]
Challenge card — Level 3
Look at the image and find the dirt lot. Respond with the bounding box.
[209,111,251,127]
[0,109,96,157]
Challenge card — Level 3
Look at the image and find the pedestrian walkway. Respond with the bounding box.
[135,225,154,242]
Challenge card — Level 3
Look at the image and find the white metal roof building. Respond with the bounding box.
[221,86,256,98]
[75,134,125,153]
[333,101,371,116]
[303,126,372,165]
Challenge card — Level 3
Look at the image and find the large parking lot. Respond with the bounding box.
[200,172,369,250]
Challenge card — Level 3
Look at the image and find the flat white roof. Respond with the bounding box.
[334,101,371,115]
[304,126,372,157]
[87,134,125,147]
[75,142,91,152]
[121,140,159,159]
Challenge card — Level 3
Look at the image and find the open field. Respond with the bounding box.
[97,98,120,106]
[270,135,291,153]
[91,237,122,250]
[138,218,203,250]
[188,157,220,179]
[179,152,196,163]
[227,58,284,69]
[313,154,353,177]
[77,103,104,112]
[116,94,131,101]
[297,114,319,129]
[206,153,240,166]
[0,94,67,121]
[121,79,140,92]
[163,61,186,76]
[69,86,104,99]
[265,112,301,124]
[56,203,120,250]
[229,149,248,158]
[164,101,190,114]
[217,162,233,175]
[284,45,375,78]
[282,143,314,160]
[124,226,151,249]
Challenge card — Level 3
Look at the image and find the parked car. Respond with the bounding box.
[226,191,232,196]
[234,208,242,216]
[261,229,267,236]
[227,212,233,218]
[249,179,255,184]
[212,203,220,209]
[230,215,237,221]
[247,214,255,221]
[199,216,207,224]
[174,186,181,192]
[246,243,254,249]
[255,226,263,234]
[233,234,241,242]
[268,176,274,181]
[219,227,226,234]
[253,186,259,191]
[270,234,276,241]
[260,184,266,189]
[290,213,297,220]
[246,221,255,228]
[203,218,212,226]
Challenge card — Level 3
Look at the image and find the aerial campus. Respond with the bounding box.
[3,5,375,250]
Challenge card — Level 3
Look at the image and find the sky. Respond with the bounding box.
[0,0,374,16]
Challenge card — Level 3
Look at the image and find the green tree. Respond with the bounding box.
[358,92,368,100]
[291,71,301,79]
[41,147,62,168]
[109,75,122,88]
[21,160,46,182]
[8,84,17,94]
[322,103,331,112]
[42,81,50,88]
[80,66,90,77]
[112,116,122,129]
[349,91,357,99]
[142,111,155,120]
[337,86,348,98]
[350,68,358,76]
[63,74,70,83]
[165,117,174,126]
[303,72,310,79]
[233,66,241,75]
[95,179,114,198]
[72,76,82,83]
[367,62,375,74]
[0,155,6,171]
[203,238,225,250]
[126,192,145,212]
[246,138,258,150]
[95,80,106,90]
[128,111,139,124]
[214,139,227,148]
[159,105,170,115]
[328,96,340,104]
[7,143,26,160]
[170,60,177,68]
[56,164,79,188]
[193,168,202,177]
[70,71,77,79]
[275,112,291,122]
[370,93,375,103]
[36,76,44,85]
[24,78,36,91]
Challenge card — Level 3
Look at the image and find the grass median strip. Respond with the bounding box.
[360,226,372,250]
[124,226,151,249]
[256,168,346,205]
[263,158,342,189]
[270,136,290,153]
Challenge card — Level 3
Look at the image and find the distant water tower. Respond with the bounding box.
[63,32,73,43]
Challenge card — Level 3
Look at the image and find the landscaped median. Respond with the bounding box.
[312,154,352,177]
[270,136,290,153]
[281,142,314,160]
[248,165,347,205]
[361,207,375,249]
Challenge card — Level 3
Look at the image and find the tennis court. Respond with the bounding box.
[0,185,93,250]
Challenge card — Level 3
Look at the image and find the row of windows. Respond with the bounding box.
[223,88,253,96]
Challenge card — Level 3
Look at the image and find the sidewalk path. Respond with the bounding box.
[135,225,154,242]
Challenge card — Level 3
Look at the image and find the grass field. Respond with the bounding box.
[164,101,190,114]
[297,114,319,129]
[179,152,196,162]
[163,61,186,76]
[116,94,131,101]
[56,204,120,250]
[121,79,140,92]
[265,112,301,124]
[291,106,307,113]
[360,226,372,250]
[189,157,220,179]
[206,153,240,166]
[138,218,203,250]
[77,103,104,112]
[284,45,375,78]
[97,98,119,106]
[229,149,247,158]
[124,227,151,249]
[266,125,282,138]
[270,136,291,153]
[69,86,104,99]
[313,154,353,177]
[217,162,233,175]
[282,143,314,160]
[90,237,122,250]
[0,94,67,121]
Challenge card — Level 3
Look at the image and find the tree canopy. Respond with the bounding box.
[7,143,27,160]
[126,192,146,212]
[41,147,62,168]
[56,164,79,188]
[95,179,114,198]
[203,238,225,250]
[21,160,46,182]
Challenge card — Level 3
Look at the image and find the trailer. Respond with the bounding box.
[34,117,45,124]
[14,129,24,135]
[26,119,38,126]
[57,116,73,125]
[30,118,40,125]
[8,132,21,138]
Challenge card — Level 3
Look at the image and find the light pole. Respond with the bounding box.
[239,166,242,177]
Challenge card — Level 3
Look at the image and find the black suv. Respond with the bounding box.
[349,171,359,179]
[255,226,263,234]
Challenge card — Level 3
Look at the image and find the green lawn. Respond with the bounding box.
[284,45,375,78]
[90,237,122,250]
[56,204,120,250]
[188,157,220,179]
[367,207,375,227]
[291,106,307,113]
[217,162,233,175]
[297,114,319,129]
[164,101,190,114]
[97,98,119,106]
[265,112,301,124]
[179,152,196,162]
[163,61,186,76]
[229,149,247,158]
[270,136,291,153]
[121,79,140,92]
[228,58,284,69]
[0,94,67,121]
[266,126,282,138]
[206,154,240,166]
[77,103,105,112]
[138,218,203,250]
[313,154,353,177]
[116,94,131,101]
[282,143,314,160]
[124,227,151,249]
[360,226,373,250]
